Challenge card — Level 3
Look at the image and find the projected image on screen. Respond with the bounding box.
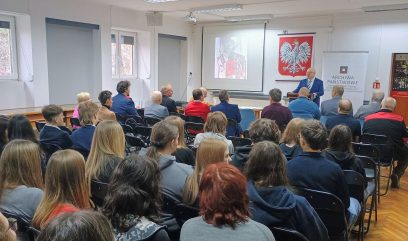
[214,36,247,79]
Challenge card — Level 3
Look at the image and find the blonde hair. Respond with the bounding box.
[77,92,91,103]
[182,138,227,205]
[85,120,125,188]
[78,101,99,126]
[280,118,305,145]
[164,116,186,147]
[0,140,43,195]
[32,150,90,229]
[204,112,227,135]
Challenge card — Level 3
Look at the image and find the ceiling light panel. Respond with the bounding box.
[190,4,243,14]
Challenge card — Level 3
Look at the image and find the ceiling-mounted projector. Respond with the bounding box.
[184,12,198,23]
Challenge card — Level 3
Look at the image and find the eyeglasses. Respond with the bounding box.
[7,218,18,232]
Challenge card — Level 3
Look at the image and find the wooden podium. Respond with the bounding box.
[287,92,312,102]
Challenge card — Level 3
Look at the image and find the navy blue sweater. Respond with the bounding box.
[39,125,72,149]
[71,125,96,151]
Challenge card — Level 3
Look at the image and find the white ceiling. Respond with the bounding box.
[88,0,408,22]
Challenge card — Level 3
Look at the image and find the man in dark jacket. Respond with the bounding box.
[160,84,177,113]
[261,88,292,132]
[111,80,140,117]
[325,99,361,139]
[211,90,242,137]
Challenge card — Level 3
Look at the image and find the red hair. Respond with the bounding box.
[199,162,249,228]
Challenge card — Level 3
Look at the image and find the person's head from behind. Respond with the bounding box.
[371,90,384,104]
[161,84,173,97]
[116,80,131,96]
[381,97,397,111]
[192,89,203,101]
[36,211,114,241]
[298,87,310,97]
[98,90,113,107]
[7,115,37,143]
[0,212,17,241]
[280,118,304,145]
[151,91,163,104]
[245,141,288,187]
[204,112,227,135]
[199,162,249,228]
[269,88,282,103]
[337,99,352,114]
[218,90,229,103]
[164,116,186,147]
[146,121,179,160]
[42,105,64,126]
[0,115,9,145]
[249,118,280,144]
[33,150,90,228]
[86,120,125,185]
[78,101,99,126]
[331,85,344,98]
[328,125,353,153]
[200,87,208,99]
[102,155,161,227]
[0,140,43,194]
[76,92,91,104]
[299,120,327,151]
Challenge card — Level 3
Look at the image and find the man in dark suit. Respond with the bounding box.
[325,99,361,139]
[211,90,242,137]
[111,80,139,117]
[161,84,177,113]
[293,68,324,106]
[40,104,72,149]
[261,88,293,131]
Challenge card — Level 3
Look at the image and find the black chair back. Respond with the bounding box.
[1,209,37,241]
[185,122,204,134]
[133,126,152,140]
[144,116,162,127]
[115,113,127,123]
[70,117,80,128]
[125,116,147,128]
[269,226,309,241]
[361,133,394,164]
[40,142,62,164]
[170,112,186,120]
[227,136,252,148]
[35,121,46,132]
[121,124,134,135]
[137,108,144,119]
[356,155,377,181]
[174,203,200,227]
[344,170,365,203]
[125,134,148,153]
[127,115,146,126]
[352,142,379,162]
[185,115,204,124]
[90,179,108,207]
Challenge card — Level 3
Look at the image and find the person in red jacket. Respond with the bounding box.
[185,89,210,122]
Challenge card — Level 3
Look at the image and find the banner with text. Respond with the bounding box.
[321,51,368,109]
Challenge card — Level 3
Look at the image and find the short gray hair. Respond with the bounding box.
[372,90,384,103]
[269,88,282,102]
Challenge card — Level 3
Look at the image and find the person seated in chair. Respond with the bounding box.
[321,85,353,117]
[71,101,99,152]
[325,99,361,140]
[161,84,177,114]
[72,92,91,129]
[288,87,320,120]
[261,88,292,132]
[211,90,242,137]
[40,104,72,149]
[145,91,169,120]
[354,90,384,119]
[96,90,116,122]
[111,80,139,118]
[185,89,210,122]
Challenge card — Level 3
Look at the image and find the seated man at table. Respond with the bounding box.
[261,88,292,131]
[111,80,139,118]
[288,87,320,119]
[211,90,242,137]
[185,89,210,122]
[325,99,361,139]
[145,91,169,120]
[96,90,116,122]
[40,104,72,149]
[321,85,353,117]
[161,84,177,114]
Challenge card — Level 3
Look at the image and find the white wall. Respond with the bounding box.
[0,0,193,109]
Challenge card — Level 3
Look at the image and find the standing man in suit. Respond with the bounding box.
[211,90,242,137]
[293,67,324,106]
[161,84,177,114]
[111,80,139,117]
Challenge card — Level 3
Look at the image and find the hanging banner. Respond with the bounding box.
[321,51,369,109]
[277,34,314,78]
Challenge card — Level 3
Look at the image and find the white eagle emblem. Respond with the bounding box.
[280,40,311,74]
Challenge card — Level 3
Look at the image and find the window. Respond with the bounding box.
[111,31,137,78]
[0,15,18,79]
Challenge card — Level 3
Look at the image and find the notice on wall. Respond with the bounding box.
[321,51,369,109]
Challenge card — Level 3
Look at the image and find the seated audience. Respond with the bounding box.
[72,92,91,129]
[143,121,193,233]
[85,120,125,184]
[287,120,360,226]
[71,101,99,152]
[193,111,234,154]
[354,90,384,119]
[279,118,304,161]
[321,85,353,117]
[102,155,170,241]
[189,87,210,105]
[185,89,210,122]
[0,115,8,155]
[180,162,275,241]
[40,105,72,149]
[160,84,177,114]
[231,119,280,171]
[211,90,242,137]
[245,141,329,241]
[0,212,17,241]
[261,88,293,131]
[36,211,115,241]
[32,150,90,229]
[183,139,231,206]
[111,80,139,117]
[0,140,44,223]
[288,87,320,119]
[165,116,195,166]
[323,125,366,184]
[363,97,408,188]
[96,90,116,122]
[7,114,38,144]
[325,99,361,138]
[145,91,169,120]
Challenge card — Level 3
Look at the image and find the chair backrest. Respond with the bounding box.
[121,124,134,135]
[361,133,393,164]
[170,112,186,120]
[133,126,152,139]
[227,136,252,148]
[343,170,365,203]
[185,122,204,133]
[70,117,80,128]
[144,116,162,127]
[269,226,309,241]
[90,179,108,207]
[125,116,147,128]
[35,121,46,132]
[185,115,204,124]
[355,155,377,181]
[40,142,62,164]
[352,142,380,162]
[137,108,144,119]
[239,108,256,131]
[174,203,200,227]
[125,134,148,149]
[127,115,146,126]
[115,113,127,123]
[296,188,347,239]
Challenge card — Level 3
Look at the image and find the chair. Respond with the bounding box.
[144,116,162,127]
[125,134,148,153]
[127,115,146,126]
[174,203,199,227]
[239,108,256,131]
[40,142,62,164]
[90,179,108,208]
[35,121,46,132]
[125,116,147,128]
[296,188,349,241]
[115,113,127,124]
[170,112,186,120]
[343,170,365,241]
[121,124,134,135]
[227,136,252,148]
[70,117,80,128]
[269,226,309,241]
[227,118,240,137]
[137,108,144,119]
[133,126,152,143]
[185,115,204,124]
[185,122,204,138]
[292,113,314,120]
